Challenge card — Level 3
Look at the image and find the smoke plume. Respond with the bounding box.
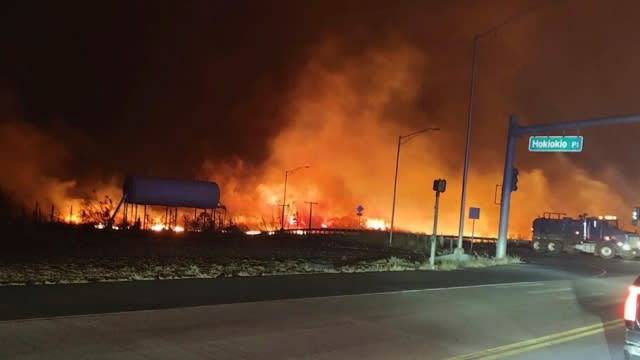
[2,0,640,237]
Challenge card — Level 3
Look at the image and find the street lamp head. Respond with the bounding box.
[286,165,311,174]
[399,127,440,143]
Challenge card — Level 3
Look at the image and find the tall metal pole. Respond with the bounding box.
[280,165,310,231]
[470,219,476,253]
[389,128,439,247]
[456,1,557,255]
[305,201,318,231]
[429,190,441,268]
[389,136,402,246]
[496,115,519,258]
[456,35,479,254]
[280,171,289,231]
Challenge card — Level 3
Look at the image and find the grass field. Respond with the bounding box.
[0,223,523,285]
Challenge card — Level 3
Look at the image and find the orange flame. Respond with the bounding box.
[365,218,387,231]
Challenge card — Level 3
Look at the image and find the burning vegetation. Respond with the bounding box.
[0,38,634,239]
[1,1,639,239]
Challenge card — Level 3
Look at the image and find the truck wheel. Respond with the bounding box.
[620,250,637,261]
[597,243,615,259]
[532,239,547,253]
[546,240,563,255]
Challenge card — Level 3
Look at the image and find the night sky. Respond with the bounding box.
[3,0,640,234]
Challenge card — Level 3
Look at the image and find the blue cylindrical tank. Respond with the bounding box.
[123,175,220,209]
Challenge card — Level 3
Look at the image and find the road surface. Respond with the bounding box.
[1,250,639,359]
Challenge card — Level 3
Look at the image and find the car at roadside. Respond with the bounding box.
[624,277,640,359]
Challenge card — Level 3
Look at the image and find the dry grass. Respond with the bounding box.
[0,254,523,286]
[436,255,523,271]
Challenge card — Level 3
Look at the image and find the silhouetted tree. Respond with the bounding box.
[80,190,114,226]
[0,189,19,223]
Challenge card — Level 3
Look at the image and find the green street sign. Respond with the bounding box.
[528,136,583,152]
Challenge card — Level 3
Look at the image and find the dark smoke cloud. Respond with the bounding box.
[0,0,530,183]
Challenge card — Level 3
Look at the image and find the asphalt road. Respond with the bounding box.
[2,249,640,359]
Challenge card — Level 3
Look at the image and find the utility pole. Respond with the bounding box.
[305,201,318,231]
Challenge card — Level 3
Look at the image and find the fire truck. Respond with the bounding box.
[531,212,640,260]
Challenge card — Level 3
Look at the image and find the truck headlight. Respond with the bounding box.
[623,244,631,251]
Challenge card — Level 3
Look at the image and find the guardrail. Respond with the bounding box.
[277,228,528,243]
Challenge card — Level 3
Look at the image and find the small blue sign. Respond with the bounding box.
[356,205,364,215]
[469,207,480,220]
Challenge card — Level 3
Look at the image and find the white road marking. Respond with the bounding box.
[527,287,573,294]
[293,281,548,301]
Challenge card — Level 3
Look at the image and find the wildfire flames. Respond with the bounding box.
[64,214,80,224]
[365,218,387,231]
[0,25,634,240]
[150,224,166,232]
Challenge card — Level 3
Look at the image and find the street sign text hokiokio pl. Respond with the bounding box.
[528,135,583,152]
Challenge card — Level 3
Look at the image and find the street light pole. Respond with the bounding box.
[389,127,439,247]
[280,165,310,231]
[280,172,289,231]
[456,1,556,255]
[389,136,402,246]
[456,35,479,253]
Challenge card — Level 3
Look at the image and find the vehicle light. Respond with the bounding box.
[604,235,610,241]
[623,244,632,251]
[617,241,623,247]
[624,285,640,323]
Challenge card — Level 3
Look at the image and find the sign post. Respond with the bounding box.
[430,179,447,268]
[469,207,480,252]
[356,205,364,229]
